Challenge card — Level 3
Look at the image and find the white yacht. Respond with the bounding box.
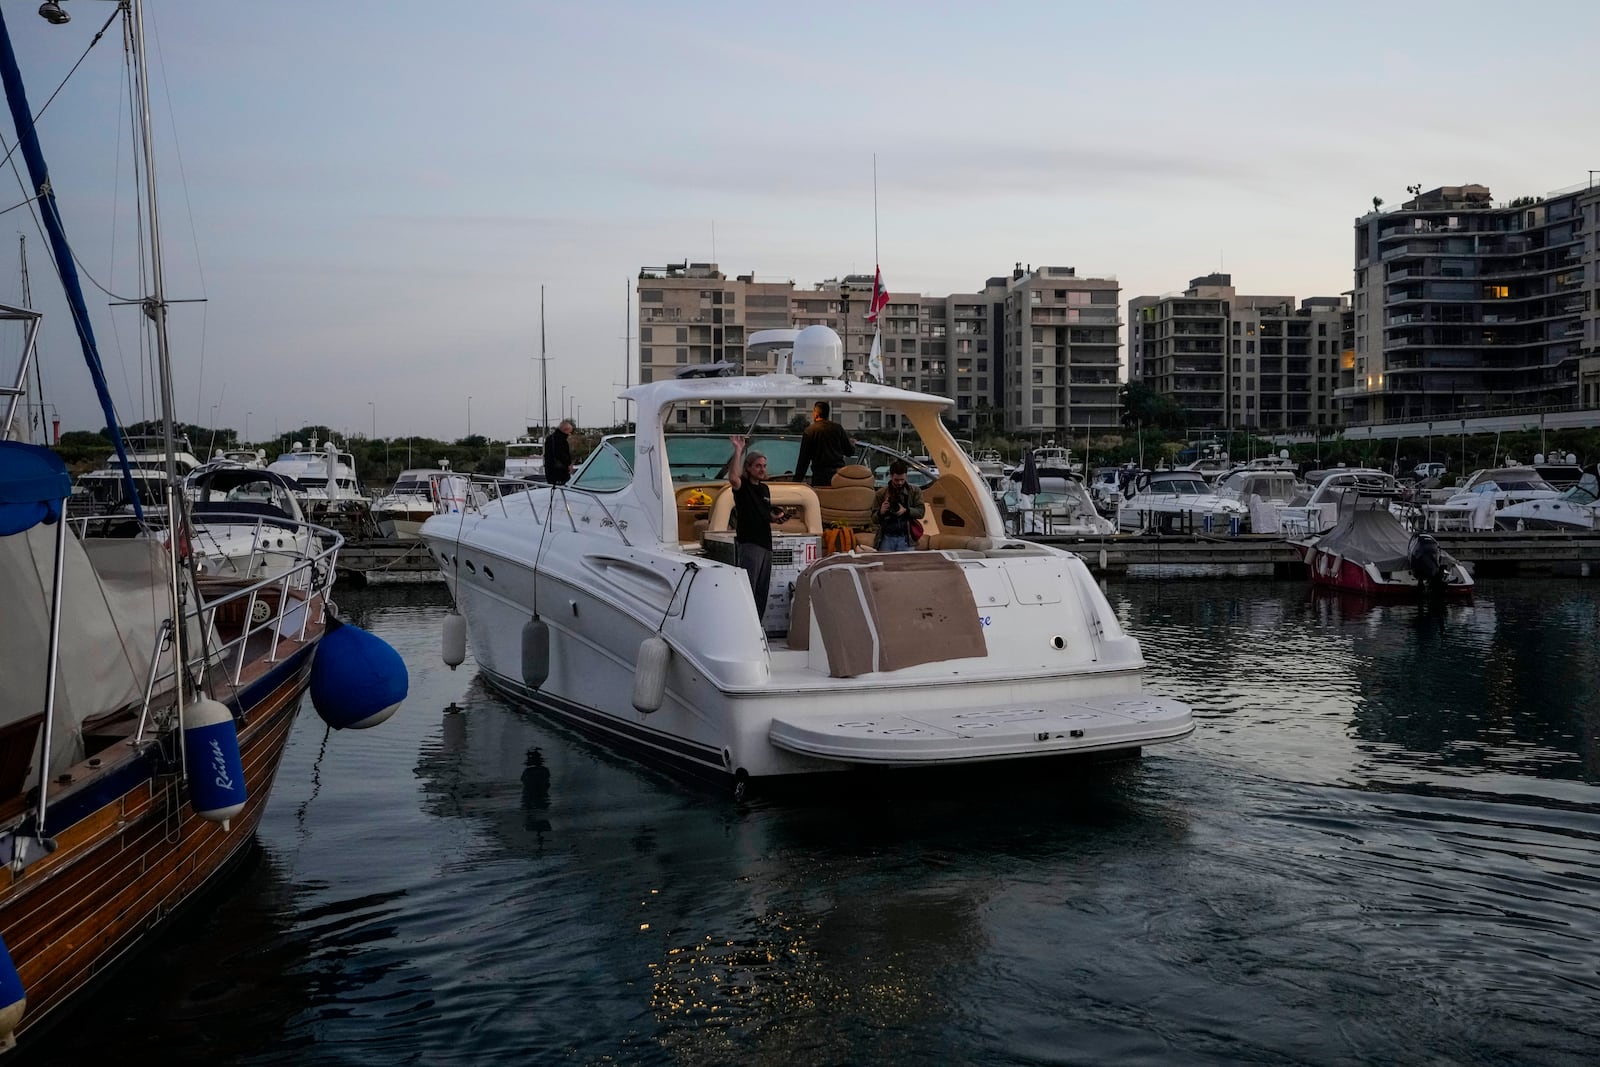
[1214,467,1304,534]
[371,464,486,540]
[1432,467,1591,531]
[1278,468,1394,536]
[1117,470,1248,533]
[74,434,202,514]
[503,435,548,484]
[420,326,1192,789]
[1002,468,1115,535]
[266,435,370,514]
[185,463,316,579]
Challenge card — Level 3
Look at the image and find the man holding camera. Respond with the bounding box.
[871,459,925,552]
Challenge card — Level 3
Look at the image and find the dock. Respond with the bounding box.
[1038,529,1600,576]
[334,538,440,583]
[330,529,1600,585]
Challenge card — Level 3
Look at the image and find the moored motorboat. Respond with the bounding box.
[1291,480,1473,597]
[421,325,1193,789]
[1116,469,1248,533]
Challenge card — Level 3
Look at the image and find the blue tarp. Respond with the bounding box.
[0,440,71,536]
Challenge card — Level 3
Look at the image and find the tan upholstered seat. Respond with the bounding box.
[815,464,877,529]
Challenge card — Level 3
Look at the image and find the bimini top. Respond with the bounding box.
[0,440,72,535]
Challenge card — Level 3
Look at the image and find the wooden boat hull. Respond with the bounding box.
[0,643,316,1047]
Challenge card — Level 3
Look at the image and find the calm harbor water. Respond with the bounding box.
[27,575,1600,1066]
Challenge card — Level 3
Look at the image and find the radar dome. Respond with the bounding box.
[791,325,844,379]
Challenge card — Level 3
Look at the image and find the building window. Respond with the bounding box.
[1232,322,1241,335]
[676,327,688,343]
[640,327,653,342]
[676,348,688,363]
[1032,389,1044,404]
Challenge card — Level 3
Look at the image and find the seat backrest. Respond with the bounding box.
[706,483,822,535]
[815,464,878,528]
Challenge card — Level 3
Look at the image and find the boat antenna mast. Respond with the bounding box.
[539,285,549,434]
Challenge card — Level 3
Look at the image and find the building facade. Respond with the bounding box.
[640,263,1126,438]
[1129,274,1347,432]
[1346,182,1599,424]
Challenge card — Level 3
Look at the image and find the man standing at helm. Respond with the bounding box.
[793,401,852,489]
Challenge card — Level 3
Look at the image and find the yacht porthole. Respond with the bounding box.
[483,566,494,581]
[1050,635,1066,650]
[466,560,477,574]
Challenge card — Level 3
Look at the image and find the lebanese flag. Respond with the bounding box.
[866,265,889,324]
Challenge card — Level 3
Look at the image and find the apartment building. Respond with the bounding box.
[636,263,1018,436]
[1347,182,1599,423]
[1003,266,1122,431]
[1129,274,1347,432]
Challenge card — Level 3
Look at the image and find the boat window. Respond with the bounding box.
[571,443,633,493]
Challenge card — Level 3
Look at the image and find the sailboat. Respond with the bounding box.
[0,2,405,1049]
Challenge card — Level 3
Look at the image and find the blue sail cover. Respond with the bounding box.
[0,441,71,536]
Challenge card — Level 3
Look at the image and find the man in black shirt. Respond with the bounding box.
[793,401,851,488]
[728,435,783,616]
[543,419,574,485]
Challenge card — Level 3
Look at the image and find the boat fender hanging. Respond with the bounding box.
[0,931,22,1051]
[442,612,467,669]
[183,696,247,829]
[632,635,671,714]
[311,617,409,730]
[522,617,550,690]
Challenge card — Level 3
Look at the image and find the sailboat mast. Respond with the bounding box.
[129,0,192,702]
[539,285,549,433]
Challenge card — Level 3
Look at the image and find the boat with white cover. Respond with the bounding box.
[421,326,1192,787]
[1116,470,1248,532]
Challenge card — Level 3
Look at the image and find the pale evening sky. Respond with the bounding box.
[2,0,1596,445]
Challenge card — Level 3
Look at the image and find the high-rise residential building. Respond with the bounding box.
[1129,274,1347,431]
[1002,265,1122,431]
[1347,182,1599,424]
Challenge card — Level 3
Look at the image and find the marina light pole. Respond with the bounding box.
[245,411,252,443]
[368,400,375,440]
[467,395,473,439]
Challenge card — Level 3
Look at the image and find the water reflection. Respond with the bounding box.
[1125,577,1600,792]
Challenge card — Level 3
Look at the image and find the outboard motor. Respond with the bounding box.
[1408,532,1446,594]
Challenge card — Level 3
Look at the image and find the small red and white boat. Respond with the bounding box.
[1291,478,1473,597]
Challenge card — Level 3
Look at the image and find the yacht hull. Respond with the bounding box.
[425,504,1192,782]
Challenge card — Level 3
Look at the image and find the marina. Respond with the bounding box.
[26,575,1600,1066]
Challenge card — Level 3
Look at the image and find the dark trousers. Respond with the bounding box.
[737,542,772,619]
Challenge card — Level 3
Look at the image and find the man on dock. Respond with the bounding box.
[544,419,574,485]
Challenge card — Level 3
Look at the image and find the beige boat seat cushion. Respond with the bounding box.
[815,464,878,529]
[706,483,822,535]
